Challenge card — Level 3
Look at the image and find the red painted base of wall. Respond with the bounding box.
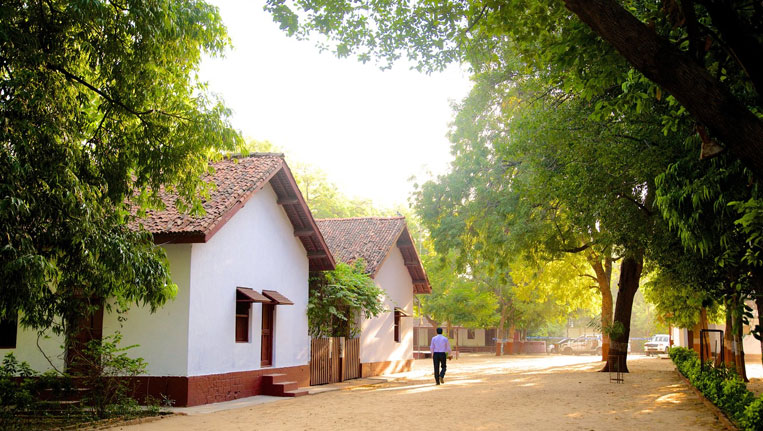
[360,359,414,377]
[129,364,309,407]
[495,341,546,355]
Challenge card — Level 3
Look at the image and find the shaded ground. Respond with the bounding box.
[116,354,726,431]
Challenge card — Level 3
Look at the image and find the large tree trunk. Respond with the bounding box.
[564,0,763,178]
[734,309,748,381]
[589,254,614,361]
[723,295,749,381]
[497,303,509,355]
[724,301,737,368]
[601,254,642,373]
[699,308,711,359]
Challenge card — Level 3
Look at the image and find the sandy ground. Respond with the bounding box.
[116,354,727,431]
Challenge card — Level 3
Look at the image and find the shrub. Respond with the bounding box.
[670,347,763,431]
[0,353,75,430]
[72,332,148,419]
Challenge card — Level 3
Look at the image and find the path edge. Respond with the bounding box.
[673,367,739,431]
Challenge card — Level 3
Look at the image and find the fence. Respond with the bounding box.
[310,337,360,385]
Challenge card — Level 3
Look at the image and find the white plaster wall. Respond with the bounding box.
[416,328,430,348]
[186,184,310,376]
[360,245,413,363]
[455,328,486,347]
[101,244,192,376]
[743,300,761,356]
[0,321,65,373]
[671,327,687,347]
[0,245,192,376]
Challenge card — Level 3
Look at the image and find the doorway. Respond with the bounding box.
[66,306,104,374]
[261,303,274,366]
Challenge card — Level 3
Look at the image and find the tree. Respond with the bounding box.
[414,66,693,370]
[265,0,763,176]
[265,0,763,371]
[419,251,499,339]
[654,150,763,373]
[510,253,601,337]
[1,1,242,335]
[308,260,386,337]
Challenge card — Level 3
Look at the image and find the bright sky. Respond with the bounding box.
[199,1,472,209]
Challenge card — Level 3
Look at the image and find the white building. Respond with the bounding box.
[316,217,431,376]
[0,154,335,406]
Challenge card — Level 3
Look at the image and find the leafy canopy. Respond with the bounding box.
[1,0,242,332]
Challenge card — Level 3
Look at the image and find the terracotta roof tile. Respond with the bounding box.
[316,217,431,293]
[315,217,406,274]
[134,154,283,237]
[131,154,335,271]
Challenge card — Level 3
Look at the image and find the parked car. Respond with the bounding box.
[644,334,670,356]
[547,338,571,354]
[559,335,601,355]
[559,335,631,355]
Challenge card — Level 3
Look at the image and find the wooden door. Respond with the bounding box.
[66,306,104,374]
[261,304,274,366]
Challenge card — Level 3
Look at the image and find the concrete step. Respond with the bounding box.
[261,373,287,386]
[269,381,299,396]
[282,389,309,397]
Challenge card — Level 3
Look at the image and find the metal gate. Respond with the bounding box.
[310,337,360,385]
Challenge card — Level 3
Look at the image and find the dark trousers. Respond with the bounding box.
[432,352,447,381]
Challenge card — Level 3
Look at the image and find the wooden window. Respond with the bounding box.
[236,301,251,343]
[394,309,401,343]
[467,329,476,340]
[0,315,17,349]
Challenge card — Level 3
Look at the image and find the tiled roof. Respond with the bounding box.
[135,154,283,238]
[132,154,335,271]
[315,217,431,294]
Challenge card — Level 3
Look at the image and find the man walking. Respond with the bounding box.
[430,327,451,385]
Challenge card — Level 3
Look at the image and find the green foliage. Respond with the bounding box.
[308,260,386,337]
[0,353,37,413]
[421,254,499,331]
[1,0,242,333]
[267,0,763,362]
[413,69,680,345]
[671,347,763,430]
[603,321,625,340]
[0,353,75,430]
[72,332,148,419]
[292,163,382,219]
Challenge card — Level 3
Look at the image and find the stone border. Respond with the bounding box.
[673,367,738,431]
[52,412,174,430]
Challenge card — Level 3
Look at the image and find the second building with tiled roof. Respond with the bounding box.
[316,217,430,377]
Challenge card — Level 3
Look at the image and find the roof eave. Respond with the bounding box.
[148,158,336,272]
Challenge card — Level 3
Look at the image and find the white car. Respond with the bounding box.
[644,334,670,356]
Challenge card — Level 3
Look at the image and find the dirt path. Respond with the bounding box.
[116,354,726,431]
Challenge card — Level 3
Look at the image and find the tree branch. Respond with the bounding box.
[695,0,763,97]
[464,4,490,35]
[616,193,653,216]
[48,65,154,118]
[679,0,703,63]
[560,242,593,253]
[564,0,763,178]
[579,273,598,282]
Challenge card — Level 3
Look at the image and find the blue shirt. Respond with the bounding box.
[430,334,451,353]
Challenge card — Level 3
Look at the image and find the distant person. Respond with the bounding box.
[430,327,451,385]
